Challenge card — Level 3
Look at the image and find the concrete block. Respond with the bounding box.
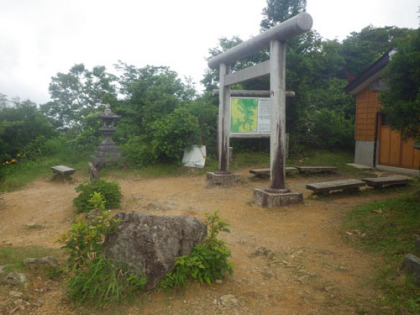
[401,253,420,286]
[206,172,240,187]
[253,188,303,208]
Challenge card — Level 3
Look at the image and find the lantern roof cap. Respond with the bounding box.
[97,104,120,119]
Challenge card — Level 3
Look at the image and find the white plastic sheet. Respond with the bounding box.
[182,145,206,168]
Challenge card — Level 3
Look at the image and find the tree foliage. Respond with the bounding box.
[0,93,8,109]
[1,0,418,168]
[340,25,414,79]
[0,100,55,163]
[260,0,307,30]
[200,2,415,152]
[114,63,216,165]
[41,64,117,129]
[380,29,420,140]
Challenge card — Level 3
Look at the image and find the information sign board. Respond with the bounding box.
[230,97,270,137]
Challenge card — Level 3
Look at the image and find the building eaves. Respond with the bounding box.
[344,48,396,95]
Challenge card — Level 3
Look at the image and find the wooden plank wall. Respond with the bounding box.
[379,126,420,170]
[355,88,379,141]
[355,86,419,171]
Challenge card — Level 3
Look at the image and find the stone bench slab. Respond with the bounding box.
[362,176,411,188]
[306,179,366,195]
[250,167,298,177]
[296,166,338,174]
[51,165,76,175]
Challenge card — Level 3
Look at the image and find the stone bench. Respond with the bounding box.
[362,176,411,189]
[296,166,338,174]
[51,165,75,180]
[249,167,298,178]
[306,179,366,195]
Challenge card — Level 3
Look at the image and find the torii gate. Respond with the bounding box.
[206,13,313,208]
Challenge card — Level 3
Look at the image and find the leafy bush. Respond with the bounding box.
[60,198,119,271]
[0,100,55,164]
[73,179,122,213]
[159,211,234,288]
[121,106,205,166]
[60,194,146,308]
[293,108,354,151]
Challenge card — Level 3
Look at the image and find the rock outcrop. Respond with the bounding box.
[103,212,207,289]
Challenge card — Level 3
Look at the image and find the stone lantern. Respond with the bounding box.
[90,104,121,168]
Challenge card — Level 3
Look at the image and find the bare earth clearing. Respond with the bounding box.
[0,168,398,314]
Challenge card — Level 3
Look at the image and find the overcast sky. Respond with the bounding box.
[0,0,418,104]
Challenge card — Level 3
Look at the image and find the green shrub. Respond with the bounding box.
[159,211,234,288]
[73,179,122,213]
[292,108,354,151]
[60,199,146,309]
[60,201,120,271]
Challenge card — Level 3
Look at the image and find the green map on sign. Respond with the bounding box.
[231,98,258,133]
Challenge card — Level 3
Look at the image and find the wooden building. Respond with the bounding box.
[345,49,419,176]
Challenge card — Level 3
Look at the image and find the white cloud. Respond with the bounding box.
[0,0,418,104]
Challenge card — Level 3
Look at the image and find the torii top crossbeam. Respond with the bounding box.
[208,13,313,69]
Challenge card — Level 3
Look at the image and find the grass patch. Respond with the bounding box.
[229,149,374,177]
[67,256,146,309]
[1,149,368,191]
[342,181,420,313]
[0,246,65,272]
[0,152,91,192]
[230,150,270,170]
[287,150,375,177]
[100,157,219,179]
[288,150,353,166]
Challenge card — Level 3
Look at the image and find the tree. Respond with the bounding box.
[340,26,414,79]
[379,29,420,141]
[201,0,356,152]
[260,0,307,30]
[0,100,55,162]
[0,93,8,109]
[114,63,215,165]
[41,64,117,129]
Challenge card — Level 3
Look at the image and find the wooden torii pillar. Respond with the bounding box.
[206,13,312,207]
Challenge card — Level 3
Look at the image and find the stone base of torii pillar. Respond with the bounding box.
[253,188,303,209]
[206,171,240,186]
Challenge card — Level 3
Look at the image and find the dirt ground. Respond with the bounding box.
[0,168,399,314]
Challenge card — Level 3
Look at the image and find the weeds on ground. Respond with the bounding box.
[159,210,234,289]
[60,193,146,309]
[343,180,420,313]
